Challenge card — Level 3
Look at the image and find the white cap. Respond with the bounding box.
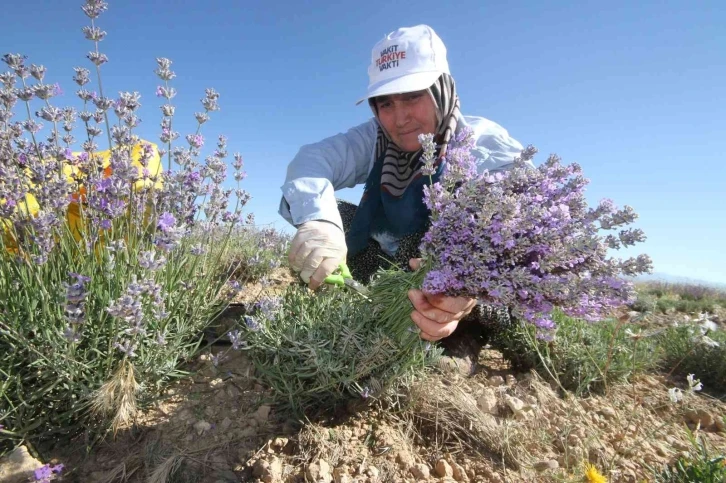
[356,25,450,105]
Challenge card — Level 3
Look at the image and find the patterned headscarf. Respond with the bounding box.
[370,73,461,198]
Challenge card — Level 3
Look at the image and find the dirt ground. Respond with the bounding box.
[37,278,726,483]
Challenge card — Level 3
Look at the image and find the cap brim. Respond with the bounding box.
[355,70,443,105]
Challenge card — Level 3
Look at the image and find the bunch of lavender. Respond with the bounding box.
[371,128,652,345]
[0,0,254,448]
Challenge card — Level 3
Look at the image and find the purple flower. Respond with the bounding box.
[64,272,90,326]
[114,340,137,358]
[253,296,282,321]
[244,316,261,331]
[157,212,176,232]
[33,463,62,482]
[419,142,652,329]
[186,134,204,149]
[138,250,166,270]
[228,329,245,350]
[34,465,53,481]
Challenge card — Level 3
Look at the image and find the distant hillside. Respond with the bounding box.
[632,272,726,290]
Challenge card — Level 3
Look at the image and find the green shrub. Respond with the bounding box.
[221,226,291,282]
[240,270,439,415]
[657,325,726,393]
[651,428,726,482]
[493,311,659,395]
[656,297,717,315]
[630,292,658,313]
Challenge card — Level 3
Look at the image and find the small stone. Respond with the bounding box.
[410,463,430,479]
[333,465,351,483]
[567,434,582,447]
[307,459,332,483]
[435,459,453,478]
[254,405,272,422]
[685,409,714,428]
[451,463,469,482]
[0,446,44,483]
[655,443,670,457]
[209,377,224,387]
[715,416,725,432]
[504,395,524,413]
[396,451,415,469]
[193,420,212,435]
[671,439,690,452]
[504,394,535,419]
[366,465,379,478]
[177,409,193,422]
[505,374,517,386]
[271,437,289,452]
[598,407,617,420]
[477,388,498,415]
[533,459,559,472]
[219,417,232,431]
[488,375,505,386]
[253,456,283,483]
[252,459,269,478]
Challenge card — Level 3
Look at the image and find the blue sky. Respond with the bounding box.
[3,0,724,284]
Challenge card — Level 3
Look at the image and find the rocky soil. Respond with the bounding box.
[2,279,725,482]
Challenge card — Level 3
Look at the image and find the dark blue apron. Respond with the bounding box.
[346,151,446,257]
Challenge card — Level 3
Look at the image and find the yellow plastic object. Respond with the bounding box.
[1,193,41,251]
[84,141,164,192]
[2,141,163,250]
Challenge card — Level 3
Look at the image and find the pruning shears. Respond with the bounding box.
[323,262,369,298]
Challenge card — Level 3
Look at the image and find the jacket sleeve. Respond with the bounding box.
[464,116,533,173]
[279,119,378,230]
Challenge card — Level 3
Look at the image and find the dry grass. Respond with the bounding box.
[146,454,185,483]
[400,375,524,468]
[91,359,141,435]
[296,422,348,467]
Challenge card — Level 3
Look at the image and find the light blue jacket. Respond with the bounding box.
[279,114,527,233]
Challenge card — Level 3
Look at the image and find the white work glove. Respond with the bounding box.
[288,220,347,289]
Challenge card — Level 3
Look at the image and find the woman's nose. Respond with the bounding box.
[394,104,410,126]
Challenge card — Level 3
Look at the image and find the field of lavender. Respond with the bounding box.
[1,2,725,482]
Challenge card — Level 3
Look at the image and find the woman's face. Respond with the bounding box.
[373,90,438,152]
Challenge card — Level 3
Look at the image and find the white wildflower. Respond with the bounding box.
[698,335,720,348]
[668,387,683,403]
[687,373,703,392]
[625,328,643,339]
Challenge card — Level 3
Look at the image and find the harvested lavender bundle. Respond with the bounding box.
[373,128,652,338]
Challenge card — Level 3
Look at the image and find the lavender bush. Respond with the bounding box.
[238,285,439,414]
[0,1,251,448]
[221,225,292,282]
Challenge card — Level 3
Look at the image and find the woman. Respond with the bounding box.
[280,25,529,346]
